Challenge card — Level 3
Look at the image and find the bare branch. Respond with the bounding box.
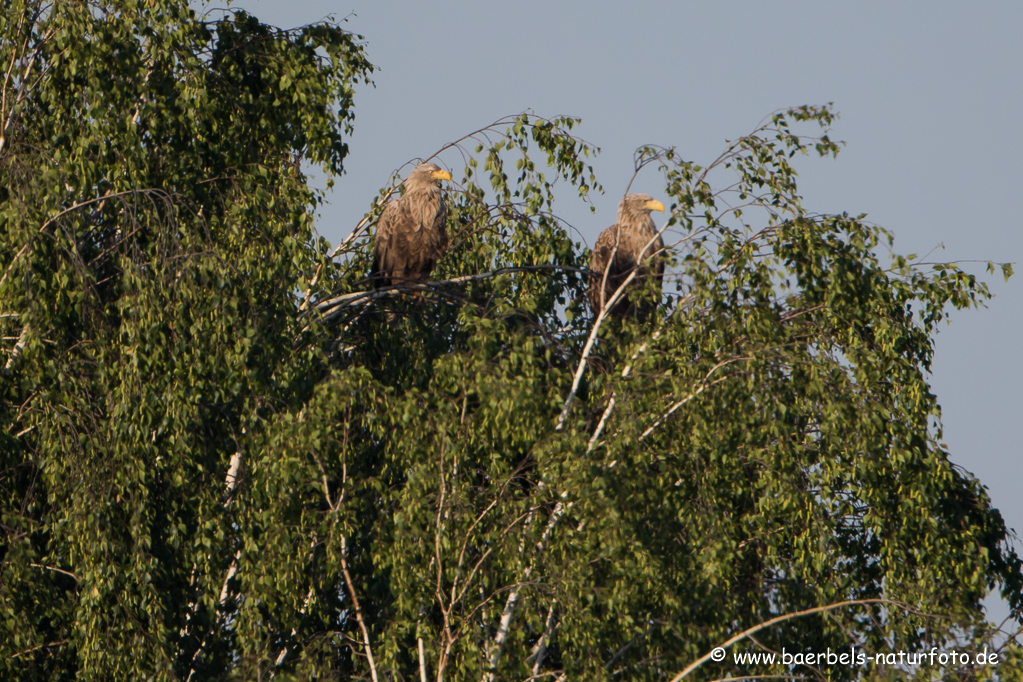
[638,371,738,441]
[419,637,429,682]
[2,323,29,375]
[485,495,570,681]
[26,562,78,582]
[668,599,904,682]
[340,535,380,682]
[528,600,558,678]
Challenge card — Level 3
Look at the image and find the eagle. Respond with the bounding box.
[371,162,452,288]
[589,193,666,319]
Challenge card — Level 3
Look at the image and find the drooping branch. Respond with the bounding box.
[0,189,174,291]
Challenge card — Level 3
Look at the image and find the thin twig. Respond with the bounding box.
[11,640,68,660]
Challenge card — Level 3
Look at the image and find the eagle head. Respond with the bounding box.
[618,193,665,222]
[406,162,452,191]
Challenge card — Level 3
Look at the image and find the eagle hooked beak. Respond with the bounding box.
[645,199,665,213]
[432,169,452,182]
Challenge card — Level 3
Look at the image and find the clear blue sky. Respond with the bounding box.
[224,0,1023,622]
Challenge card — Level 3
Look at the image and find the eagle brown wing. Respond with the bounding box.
[589,224,627,315]
[589,224,664,319]
[371,200,404,288]
[371,189,448,288]
[421,198,448,275]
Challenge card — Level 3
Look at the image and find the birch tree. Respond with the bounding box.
[2,2,1021,681]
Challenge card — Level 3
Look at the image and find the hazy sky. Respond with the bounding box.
[223,0,1023,622]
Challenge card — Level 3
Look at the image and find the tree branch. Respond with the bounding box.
[184,448,245,681]
[299,186,399,312]
[419,636,429,682]
[2,323,29,375]
[26,562,78,582]
[668,599,903,682]
[311,265,588,322]
[586,331,662,453]
[1,17,55,155]
[340,535,380,682]
[10,639,68,660]
[638,368,737,441]
[485,495,570,681]
[528,599,558,678]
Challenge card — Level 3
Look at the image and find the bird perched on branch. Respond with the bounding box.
[371,162,452,288]
[589,193,666,319]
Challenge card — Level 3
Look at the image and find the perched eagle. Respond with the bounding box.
[371,162,452,288]
[589,193,666,319]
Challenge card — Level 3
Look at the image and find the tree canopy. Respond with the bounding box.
[1,2,1021,681]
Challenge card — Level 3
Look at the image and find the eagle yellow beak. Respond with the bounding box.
[645,199,665,213]
[433,169,452,182]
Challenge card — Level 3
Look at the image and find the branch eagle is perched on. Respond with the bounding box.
[371,162,452,288]
[588,193,666,319]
